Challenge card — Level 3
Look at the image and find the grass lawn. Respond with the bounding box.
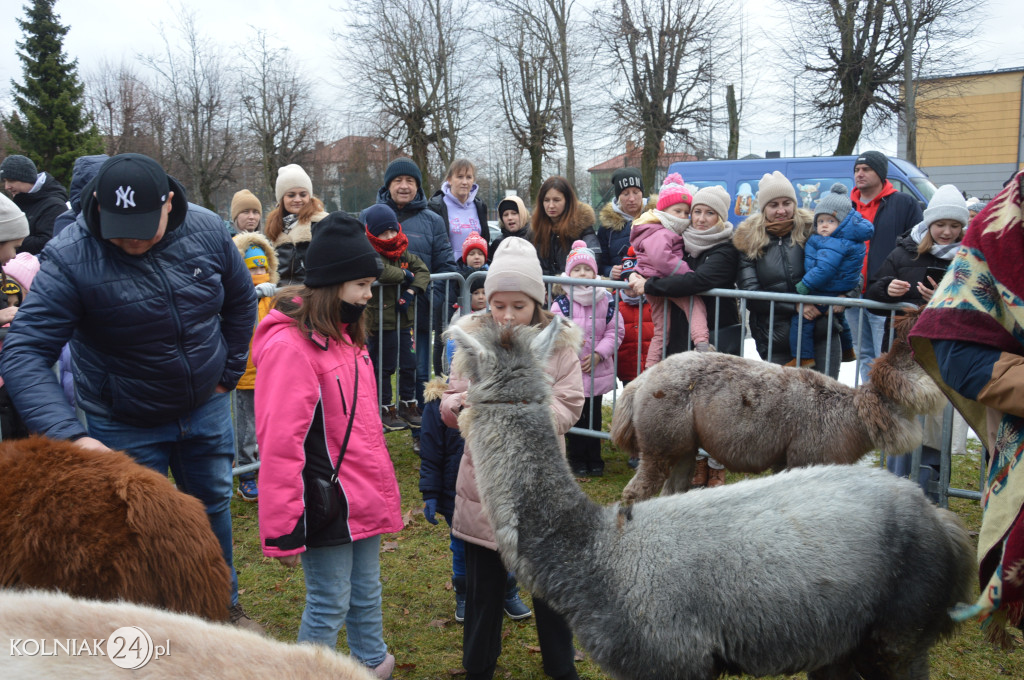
[232,433,1023,679]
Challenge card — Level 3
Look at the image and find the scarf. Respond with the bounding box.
[250,272,271,285]
[653,210,690,236]
[366,228,409,261]
[909,220,961,260]
[682,220,734,257]
[282,213,297,233]
[565,283,604,308]
[764,219,794,238]
[910,172,1024,644]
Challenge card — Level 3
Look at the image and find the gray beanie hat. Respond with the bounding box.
[485,236,546,307]
[854,151,888,182]
[0,155,38,184]
[691,185,731,222]
[813,183,853,224]
[923,184,969,227]
[0,193,30,242]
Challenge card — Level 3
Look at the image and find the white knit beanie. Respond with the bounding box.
[691,185,731,221]
[923,184,969,227]
[756,171,796,211]
[0,193,29,242]
[275,164,314,203]
[485,237,546,307]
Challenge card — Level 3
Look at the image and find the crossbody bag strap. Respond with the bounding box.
[330,349,360,484]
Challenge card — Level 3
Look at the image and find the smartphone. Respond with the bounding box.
[924,266,948,285]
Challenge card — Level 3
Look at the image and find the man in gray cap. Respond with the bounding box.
[0,153,260,630]
[0,154,68,255]
[849,150,924,383]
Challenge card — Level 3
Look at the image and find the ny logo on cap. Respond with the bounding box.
[115,185,136,209]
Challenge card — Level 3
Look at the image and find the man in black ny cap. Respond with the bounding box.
[0,153,260,629]
[849,150,924,383]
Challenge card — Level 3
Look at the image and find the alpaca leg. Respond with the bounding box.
[662,456,697,496]
[807,659,861,680]
[622,456,674,504]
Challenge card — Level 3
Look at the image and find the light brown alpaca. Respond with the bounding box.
[0,436,231,620]
[614,308,945,503]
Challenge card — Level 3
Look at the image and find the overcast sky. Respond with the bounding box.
[1,0,1021,166]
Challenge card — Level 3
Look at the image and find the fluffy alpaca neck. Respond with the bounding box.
[855,383,926,454]
[463,401,604,591]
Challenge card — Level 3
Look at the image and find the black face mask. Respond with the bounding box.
[339,300,366,324]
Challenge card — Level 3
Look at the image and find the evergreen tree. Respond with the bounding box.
[4,0,102,186]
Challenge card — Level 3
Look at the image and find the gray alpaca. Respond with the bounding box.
[449,316,973,680]
[613,309,945,503]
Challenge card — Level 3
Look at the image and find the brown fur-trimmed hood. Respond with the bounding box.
[561,202,596,240]
[423,376,448,403]
[270,211,329,248]
[732,208,814,259]
[598,197,657,231]
[232,231,280,284]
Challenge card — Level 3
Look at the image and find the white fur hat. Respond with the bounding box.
[275,164,313,203]
[691,185,731,221]
[923,184,969,227]
[756,171,796,211]
[485,237,546,307]
[0,193,29,242]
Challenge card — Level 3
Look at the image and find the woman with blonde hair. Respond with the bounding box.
[733,171,841,376]
[264,164,329,285]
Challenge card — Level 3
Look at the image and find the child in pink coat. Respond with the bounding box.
[551,240,623,476]
[629,173,711,366]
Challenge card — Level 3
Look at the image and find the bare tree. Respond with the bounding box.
[489,21,561,199]
[783,0,973,156]
[341,0,473,195]
[86,59,163,159]
[595,0,733,189]
[237,30,319,204]
[144,11,238,209]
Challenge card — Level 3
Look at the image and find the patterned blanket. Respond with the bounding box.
[910,171,1024,645]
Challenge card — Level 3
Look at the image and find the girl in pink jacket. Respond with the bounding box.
[629,173,711,366]
[551,240,624,477]
[441,236,584,680]
[253,213,402,680]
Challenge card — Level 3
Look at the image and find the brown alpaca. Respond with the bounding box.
[614,308,946,504]
[0,436,231,621]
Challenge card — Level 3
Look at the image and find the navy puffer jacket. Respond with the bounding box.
[0,179,257,439]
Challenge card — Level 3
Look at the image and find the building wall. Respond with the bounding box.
[920,163,1018,200]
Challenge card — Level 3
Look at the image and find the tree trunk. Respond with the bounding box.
[833,95,865,155]
[726,84,740,160]
[528,142,544,201]
[640,129,661,193]
[902,0,917,164]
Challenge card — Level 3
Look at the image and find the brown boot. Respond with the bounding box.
[691,458,709,487]
[842,348,857,363]
[785,357,816,368]
[707,466,727,488]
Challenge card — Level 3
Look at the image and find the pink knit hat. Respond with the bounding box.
[564,240,597,276]
[461,231,488,261]
[656,173,692,211]
[2,252,39,294]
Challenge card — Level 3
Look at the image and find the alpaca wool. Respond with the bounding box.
[462,231,488,261]
[656,173,691,211]
[814,183,853,224]
[564,239,597,276]
[756,171,797,210]
[275,164,313,202]
[923,184,969,228]
[485,236,545,306]
[854,150,889,182]
[691,185,730,221]
[611,167,644,199]
[230,189,262,221]
[0,193,29,242]
[0,155,37,184]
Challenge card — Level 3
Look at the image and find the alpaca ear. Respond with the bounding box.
[530,316,564,365]
[448,325,492,371]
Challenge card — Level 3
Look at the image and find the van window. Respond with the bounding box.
[793,178,854,211]
[908,177,936,202]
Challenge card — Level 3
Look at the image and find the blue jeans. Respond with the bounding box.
[848,306,886,384]
[298,535,389,668]
[789,307,853,360]
[87,390,238,606]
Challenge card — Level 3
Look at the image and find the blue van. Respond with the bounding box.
[666,156,936,226]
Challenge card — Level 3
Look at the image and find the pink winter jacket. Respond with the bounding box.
[441,313,584,550]
[629,212,688,279]
[551,289,624,397]
[253,308,403,557]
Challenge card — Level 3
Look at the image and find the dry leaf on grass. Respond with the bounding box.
[383,541,399,552]
[429,618,449,628]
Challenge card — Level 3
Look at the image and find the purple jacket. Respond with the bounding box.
[551,289,624,397]
[629,215,689,279]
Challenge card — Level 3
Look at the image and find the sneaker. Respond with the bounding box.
[627,456,640,470]
[398,400,422,428]
[411,437,421,454]
[228,604,265,635]
[237,479,258,502]
[694,342,716,352]
[455,592,466,623]
[372,653,395,679]
[381,405,408,432]
[504,593,532,620]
